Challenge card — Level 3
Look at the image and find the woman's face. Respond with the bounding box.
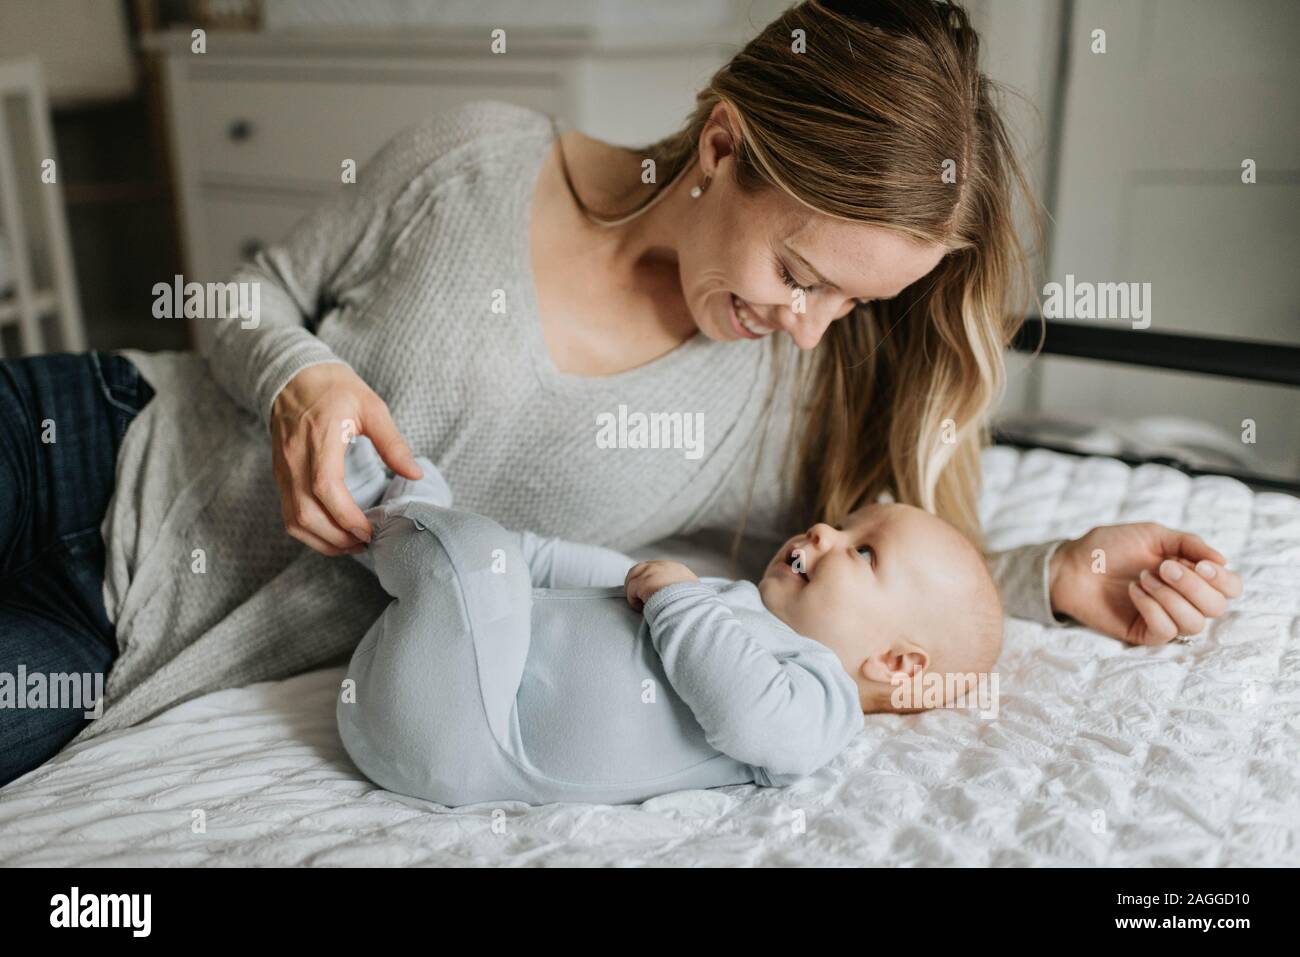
[675,110,950,351]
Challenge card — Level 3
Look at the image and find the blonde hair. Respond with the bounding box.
[557,0,1042,549]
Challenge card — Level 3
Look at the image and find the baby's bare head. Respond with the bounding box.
[758,502,1003,714]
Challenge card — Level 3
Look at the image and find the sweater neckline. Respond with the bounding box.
[513,114,732,396]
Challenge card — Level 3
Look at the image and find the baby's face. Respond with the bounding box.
[758,502,983,687]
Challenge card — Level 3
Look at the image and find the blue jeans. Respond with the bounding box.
[0,351,154,787]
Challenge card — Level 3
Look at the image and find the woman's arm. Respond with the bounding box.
[205,120,438,556]
[989,524,1243,644]
[985,540,1071,626]
[206,104,504,425]
[206,129,422,426]
[203,104,519,556]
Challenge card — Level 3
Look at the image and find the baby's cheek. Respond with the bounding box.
[757,578,793,621]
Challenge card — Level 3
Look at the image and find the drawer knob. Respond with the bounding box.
[240,238,263,260]
[227,118,254,142]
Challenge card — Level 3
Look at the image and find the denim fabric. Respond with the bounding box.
[0,351,154,787]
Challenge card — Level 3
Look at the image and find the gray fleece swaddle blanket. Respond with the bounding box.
[338,438,864,806]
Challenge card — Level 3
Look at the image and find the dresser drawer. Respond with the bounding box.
[183,190,328,352]
[199,190,321,281]
[188,67,564,186]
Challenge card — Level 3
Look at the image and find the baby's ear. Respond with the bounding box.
[861,647,926,685]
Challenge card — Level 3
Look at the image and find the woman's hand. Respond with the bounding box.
[1049,523,1243,645]
[270,363,423,556]
[625,560,699,613]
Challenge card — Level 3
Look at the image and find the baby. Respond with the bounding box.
[337,438,1003,807]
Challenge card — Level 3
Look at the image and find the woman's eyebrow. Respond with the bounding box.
[785,241,879,302]
[782,241,839,290]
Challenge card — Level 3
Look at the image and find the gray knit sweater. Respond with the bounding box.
[80,100,1062,745]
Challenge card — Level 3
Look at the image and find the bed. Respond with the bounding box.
[2,440,1296,867]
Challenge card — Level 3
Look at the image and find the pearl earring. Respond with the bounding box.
[690,176,710,199]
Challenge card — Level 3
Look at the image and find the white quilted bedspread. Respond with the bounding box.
[1,447,1297,866]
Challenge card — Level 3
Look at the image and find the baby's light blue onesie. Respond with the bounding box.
[337,438,863,807]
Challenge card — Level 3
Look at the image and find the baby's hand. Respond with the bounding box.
[624,560,699,613]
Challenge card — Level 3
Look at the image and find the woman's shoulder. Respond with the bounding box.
[419,99,552,148]
[374,100,553,179]
[347,100,553,227]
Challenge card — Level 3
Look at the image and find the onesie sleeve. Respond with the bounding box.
[642,581,863,780]
[513,531,637,588]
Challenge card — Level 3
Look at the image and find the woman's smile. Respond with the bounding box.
[729,293,776,339]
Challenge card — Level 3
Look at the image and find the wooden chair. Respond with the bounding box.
[0,56,84,356]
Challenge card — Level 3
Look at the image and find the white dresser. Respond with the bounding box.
[143,27,741,348]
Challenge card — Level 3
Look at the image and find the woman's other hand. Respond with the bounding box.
[270,363,423,556]
[1049,523,1243,645]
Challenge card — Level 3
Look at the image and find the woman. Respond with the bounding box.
[0,0,1240,787]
